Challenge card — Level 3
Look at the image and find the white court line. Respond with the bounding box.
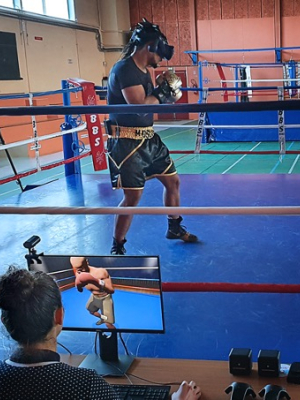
[221,142,262,174]
[160,127,195,140]
[288,154,300,174]
[270,141,294,174]
[174,154,197,168]
[81,160,93,168]
[0,169,66,199]
[158,127,213,153]
[0,187,20,197]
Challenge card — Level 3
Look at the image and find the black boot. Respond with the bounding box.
[111,237,127,255]
[166,216,198,242]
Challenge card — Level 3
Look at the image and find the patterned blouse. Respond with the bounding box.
[0,350,119,399]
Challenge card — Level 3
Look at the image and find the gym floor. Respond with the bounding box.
[0,124,300,366]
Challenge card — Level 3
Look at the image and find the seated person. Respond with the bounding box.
[0,266,201,399]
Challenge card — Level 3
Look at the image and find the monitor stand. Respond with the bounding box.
[78,331,134,377]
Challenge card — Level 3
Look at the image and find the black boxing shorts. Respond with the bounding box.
[107,133,177,189]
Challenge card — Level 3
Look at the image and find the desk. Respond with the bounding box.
[61,355,299,399]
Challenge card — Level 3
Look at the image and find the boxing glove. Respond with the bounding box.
[152,70,182,104]
[75,272,105,292]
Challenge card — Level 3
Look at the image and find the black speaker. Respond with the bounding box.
[287,362,300,384]
[229,348,252,375]
[258,350,280,377]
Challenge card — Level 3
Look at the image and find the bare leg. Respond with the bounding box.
[157,174,181,218]
[105,323,116,329]
[92,311,102,318]
[114,188,143,242]
[91,308,107,319]
[157,174,198,242]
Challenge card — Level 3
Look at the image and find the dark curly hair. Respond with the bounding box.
[120,18,166,60]
[0,266,62,345]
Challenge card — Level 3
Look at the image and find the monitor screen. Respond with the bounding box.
[28,254,165,334]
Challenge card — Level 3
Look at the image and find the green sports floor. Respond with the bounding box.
[0,122,300,201]
[159,124,300,174]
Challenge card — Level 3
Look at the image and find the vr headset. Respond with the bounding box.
[130,18,174,61]
[148,38,174,61]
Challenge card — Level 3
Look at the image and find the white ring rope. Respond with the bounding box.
[29,93,41,171]
[154,124,300,130]
[221,78,300,83]
[0,206,300,216]
[0,122,87,151]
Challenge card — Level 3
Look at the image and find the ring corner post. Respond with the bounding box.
[198,61,203,104]
[61,79,81,176]
[67,78,107,173]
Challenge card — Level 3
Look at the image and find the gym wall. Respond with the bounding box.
[0,0,130,94]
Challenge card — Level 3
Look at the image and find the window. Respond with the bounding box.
[0,0,13,7]
[22,0,44,15]
[0,31,22,80]
[45,0,69,20]
[0,0,75,21]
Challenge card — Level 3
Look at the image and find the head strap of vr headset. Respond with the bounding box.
[129,18,174,60]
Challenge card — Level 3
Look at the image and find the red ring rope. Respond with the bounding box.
[2,148,298,186]
[162,282,300,293]
[0,151,91,185]
[5,147,293,187]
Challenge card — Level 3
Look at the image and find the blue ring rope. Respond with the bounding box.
[214,63,291,68]
[1,100,300,116]
[183,85,300,92]
[95,86,300,94]
[0,87,82,101]
[185,45,300,54]
[95,86,300,95]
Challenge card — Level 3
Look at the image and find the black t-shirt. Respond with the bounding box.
[107,57,154,127]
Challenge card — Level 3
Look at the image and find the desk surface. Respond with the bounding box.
[61,355,299,399]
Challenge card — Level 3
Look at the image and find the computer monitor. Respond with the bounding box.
[28,254,165,376]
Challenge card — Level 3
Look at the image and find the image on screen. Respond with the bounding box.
[28,255,165,333]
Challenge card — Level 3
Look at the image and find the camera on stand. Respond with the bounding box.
[23,235,43,265]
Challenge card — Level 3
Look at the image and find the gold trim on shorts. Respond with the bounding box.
[109,125,155,139]
[107,139,145,170]
[146,160,177,180]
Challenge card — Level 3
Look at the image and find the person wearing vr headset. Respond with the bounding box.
[106,18,198,255]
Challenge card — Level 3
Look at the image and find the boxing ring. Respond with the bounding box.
[1,77,300,196]
[185,45,300,147]
[0,84,300,365]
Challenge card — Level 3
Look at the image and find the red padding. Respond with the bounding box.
[162,282,300,294]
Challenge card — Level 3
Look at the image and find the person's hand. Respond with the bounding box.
[152,71,182,104]
[75,272,100,292]
[171,381,201,400]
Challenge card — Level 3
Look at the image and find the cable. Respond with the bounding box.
[127,373,182,386]
[102,363,133,384]
[119,332,130,356]
[57,342,72,355]
[94,331,99,355]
